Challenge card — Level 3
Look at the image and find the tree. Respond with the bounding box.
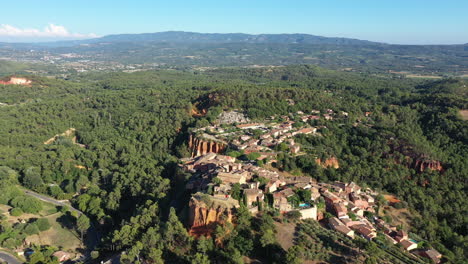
[230,183,241,200]
[260,229,276,247]
[190,253,210,264]
[246,152,261,161]
[77,214,90,242]
[10,208,23,216]
[24,223,40,235]
[163,207,192,253]
[22,166,43,190]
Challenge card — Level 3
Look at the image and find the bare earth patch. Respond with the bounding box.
[459,110,468,121]
[274,222,296,250]
[25,214,81,251]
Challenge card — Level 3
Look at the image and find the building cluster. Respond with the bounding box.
[183,152,319,219]
[183,110,441,264]
[192,110,341,159]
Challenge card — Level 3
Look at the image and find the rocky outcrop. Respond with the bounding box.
[386,140,443,173]
[44,128,86,148]
[188,134,227,157]
[0,77,32,85]
[316,157,340,169]
[414,158,443,173]
[217,110,250,124]
[188,193,239,237]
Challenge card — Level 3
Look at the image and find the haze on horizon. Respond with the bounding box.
[0,0,467,45]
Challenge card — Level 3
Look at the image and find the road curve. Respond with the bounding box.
[24,190,101,256]
[0,251,22,264]
[24,190,82,215]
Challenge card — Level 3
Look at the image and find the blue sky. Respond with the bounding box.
[1,0,467,44]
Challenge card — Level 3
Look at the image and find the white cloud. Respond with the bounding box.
[0,23,98,39]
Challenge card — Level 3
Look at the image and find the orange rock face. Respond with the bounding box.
[188,195,237,237]
[188,134,227,157]
[0,77,32,85]
[414,159,443,172]
[316,157,340,169]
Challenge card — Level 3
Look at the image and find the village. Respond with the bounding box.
[181,109,443,264]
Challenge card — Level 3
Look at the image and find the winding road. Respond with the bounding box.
[24,190,82,215]
[0,251,21,264]
[24,190,101,262]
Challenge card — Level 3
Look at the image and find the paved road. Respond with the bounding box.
[24,190,82,215]
[24,190,101,262]
[0,251,22,264]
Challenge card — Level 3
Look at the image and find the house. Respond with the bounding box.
[310,187,321,200]
[265,180,278,193]
[294,182,311,190]
[244,189,264,206]
[323,191,341,207]
[419,249,442,263]
[347,182,361,194]
[299,206,317,220]
[323,114,333,120]
[333,182,347,193]
[217,172,247,184]
[340,218,362,228]
[354,225,377,240]
[279,188,295,198]
[333,203,348,218]
[52,251,71,263]
[334,225,355,238]
[384,234,398,244]
[290,145,301,154]
[400,239,417,251]
[395,230,408,242]
[328,217,343,229]
[362,194,375,204]
[351,207,364,217]
[240,135,251,141]
[349,193,369,209]
[273,193,293,212]
[237,123,263,129]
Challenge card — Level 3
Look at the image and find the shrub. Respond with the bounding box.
[48,185,64,198]
[23,223,40,235]
[9,196,43,214]
[91,251,99,259]
[36,218,51,231]
[10,208,23,216]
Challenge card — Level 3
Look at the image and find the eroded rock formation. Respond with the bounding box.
[0,77,32,85]
[188,193,239,237]
[386,140,443,173]
[316,157,340,169]
[414,158,443,173]
[44,128,86,148]
[189,134,227,157]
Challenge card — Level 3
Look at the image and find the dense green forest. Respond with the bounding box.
[0,65,466,263]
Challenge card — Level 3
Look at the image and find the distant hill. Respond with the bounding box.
[0,32,467,77]
[87,31,381,45]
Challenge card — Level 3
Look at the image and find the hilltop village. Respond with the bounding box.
[181,110,442,264]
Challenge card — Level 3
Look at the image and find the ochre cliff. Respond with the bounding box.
[0,77,32,85]
[189,134,227,157]
[413,158,443,173]
[387,141,443,173]
[188,193,239,237]
[316,157,340,169]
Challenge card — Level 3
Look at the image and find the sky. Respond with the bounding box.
[1,0,467,44]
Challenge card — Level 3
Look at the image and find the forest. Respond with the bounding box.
[0,65,466,263]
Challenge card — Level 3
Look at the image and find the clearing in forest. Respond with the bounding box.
[459,110,468,120]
